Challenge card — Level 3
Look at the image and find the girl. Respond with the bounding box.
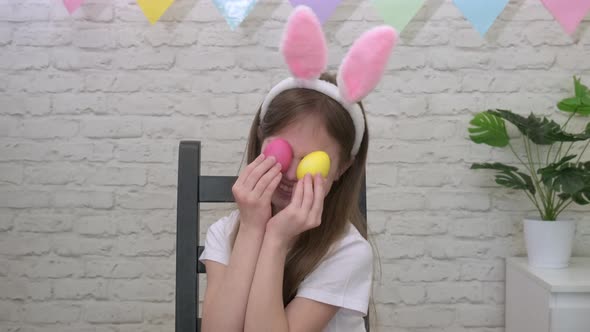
[198,6,396,332]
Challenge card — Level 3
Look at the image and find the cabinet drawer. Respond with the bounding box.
[551,308,590,331]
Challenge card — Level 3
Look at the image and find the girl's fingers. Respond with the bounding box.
[261,171,282,201]
[290,177,304,208]
[243,156,277,190]
[301,173,314,212]
[236,154,265,187]
[309,174,325,222]
[253,163,282,198]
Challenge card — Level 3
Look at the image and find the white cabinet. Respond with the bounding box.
[506,257,590,332]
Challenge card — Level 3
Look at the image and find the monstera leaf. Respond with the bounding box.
[557,77,590,115]
[538,155,587,194]
[557,97,582,112]
[471,162,536,195]
[559,186,590,205]
[468,112,509,147]
[487,109,590,145]
[556,162,590,205]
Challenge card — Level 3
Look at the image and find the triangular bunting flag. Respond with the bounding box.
[63,0,83,14]
[541,0,590,35]
[453,0,509,36]
[212,0,258,30]
[288,0,343,24]
[371,0,426,33]
[137,0,175,25]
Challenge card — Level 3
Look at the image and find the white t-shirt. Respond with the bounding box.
[199,210,373,332]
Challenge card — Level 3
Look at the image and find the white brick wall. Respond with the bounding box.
[1,0,589,331]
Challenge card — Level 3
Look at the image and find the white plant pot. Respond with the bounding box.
[523,218,576,269]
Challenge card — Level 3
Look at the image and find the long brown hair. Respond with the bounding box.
[232,72,369,305]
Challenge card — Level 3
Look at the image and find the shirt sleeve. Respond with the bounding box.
[295,231,373,316]
[198,210,239,266]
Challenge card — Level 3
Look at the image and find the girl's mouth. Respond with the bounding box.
[278,183,292,194]
[276,181,294,198]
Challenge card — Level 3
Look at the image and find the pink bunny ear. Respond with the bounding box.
[338,26,397,103]
[281,6,327,80]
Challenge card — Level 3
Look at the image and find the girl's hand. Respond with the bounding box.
[265,173,325,249]
[232,154,282,231]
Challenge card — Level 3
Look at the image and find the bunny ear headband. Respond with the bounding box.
[260,5,398,156]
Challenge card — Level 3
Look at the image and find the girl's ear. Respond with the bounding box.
[336,158,354,181]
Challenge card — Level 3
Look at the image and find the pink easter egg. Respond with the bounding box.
[263,138,293,173]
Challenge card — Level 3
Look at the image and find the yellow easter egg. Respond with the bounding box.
[296,151,331,180]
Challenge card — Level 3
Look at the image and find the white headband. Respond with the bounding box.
[258,5,397,156]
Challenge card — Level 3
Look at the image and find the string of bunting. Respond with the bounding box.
[61,0,590,36]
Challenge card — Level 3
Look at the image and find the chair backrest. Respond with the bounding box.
[175,140,368,332]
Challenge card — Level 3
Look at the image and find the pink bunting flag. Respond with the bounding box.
[63,0,84,14]
[541,0,590,34]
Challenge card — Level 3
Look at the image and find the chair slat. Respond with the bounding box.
[199,176,237,202]
[176,141,200,332]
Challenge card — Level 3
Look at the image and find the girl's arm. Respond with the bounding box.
[244,233,338,332]
[245,174,338,332]
[202,155,282,332]
[202,225,266,332]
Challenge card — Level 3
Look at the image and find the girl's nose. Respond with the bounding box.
[284,158,299,181]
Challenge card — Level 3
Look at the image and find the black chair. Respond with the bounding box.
[175,140,368,332]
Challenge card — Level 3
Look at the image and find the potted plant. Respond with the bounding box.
[468,76,590,268]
